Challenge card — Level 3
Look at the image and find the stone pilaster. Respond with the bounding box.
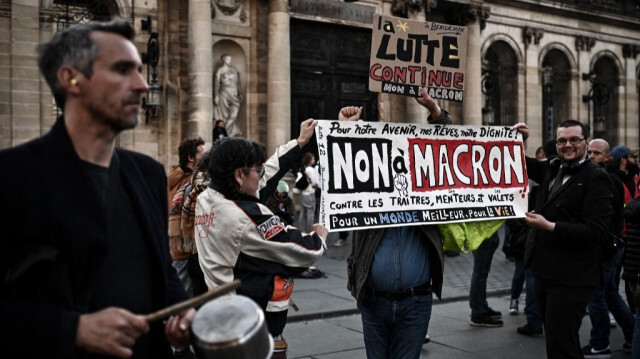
[187,0,213,140]
[622,44,639,148]
[460,4,489,126]
[523,27,543,150]
[576,35,595,129]
[10,1,40,146]
[267,0,290,154]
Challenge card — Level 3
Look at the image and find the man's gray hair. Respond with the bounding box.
[37,18,135,109]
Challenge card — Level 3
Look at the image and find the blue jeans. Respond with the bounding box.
[510,257,525,300]
[628,282,640,358]
[360,293,432,359]
[470,232,499,316]
[587,248,634,347]
[524,267,543,328]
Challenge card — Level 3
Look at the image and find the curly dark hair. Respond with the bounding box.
[178,137,205,167]
[209,137,266,199]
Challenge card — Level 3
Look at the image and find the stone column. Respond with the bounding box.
[10,1,40,146]
[523,27,544,150]
[187,0,213,140]
[404,7,428,124]
[461,4,488,126]
[267,0,290,154]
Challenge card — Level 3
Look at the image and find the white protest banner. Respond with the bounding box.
[369,14,468,101]
[315,121,529,231]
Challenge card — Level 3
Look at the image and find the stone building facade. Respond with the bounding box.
[1,0,639,168]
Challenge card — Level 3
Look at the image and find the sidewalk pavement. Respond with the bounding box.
[283,232,630,358]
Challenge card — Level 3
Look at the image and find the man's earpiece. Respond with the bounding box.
[70,78,77,86]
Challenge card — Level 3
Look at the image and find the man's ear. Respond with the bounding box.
[58,67,82,95]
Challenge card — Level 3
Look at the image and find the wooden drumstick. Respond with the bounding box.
[145,280,241,323]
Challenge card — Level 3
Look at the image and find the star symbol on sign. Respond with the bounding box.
[397,20,408,32]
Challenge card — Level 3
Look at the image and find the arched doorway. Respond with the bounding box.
[590,56,619,144]
[482,41,518,126]
[541,49,572,143]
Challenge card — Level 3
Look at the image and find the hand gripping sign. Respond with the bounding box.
[369,14,468,101]
[315,121,529,231]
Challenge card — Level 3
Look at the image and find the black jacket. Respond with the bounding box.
[524,157,613,286]
[0,118,187,358]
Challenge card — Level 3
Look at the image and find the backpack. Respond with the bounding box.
[294,170,309,191]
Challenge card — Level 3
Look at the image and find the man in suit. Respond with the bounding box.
[0,19,193,358]
[513,121,613,358]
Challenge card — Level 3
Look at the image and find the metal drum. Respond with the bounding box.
[191,295,273,359]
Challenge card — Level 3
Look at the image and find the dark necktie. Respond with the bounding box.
[548,166,564,198]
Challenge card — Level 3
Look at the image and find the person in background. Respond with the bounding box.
[622,198,640,358]
[511,142,553,336]
[610,145,639,204]
[169,150,212,298]
[297,152,318,233]
[581,139,634,357]
[0,18,193,358]
[513,120,613,358]
[168,137,205,211]
[195,119,327,359]
[212,119,228,142]
[469,231,502,327]
[266,180,297,227]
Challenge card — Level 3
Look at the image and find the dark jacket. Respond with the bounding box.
[346,110,451,307]
[524,157,613,286]
[0,118,187,358]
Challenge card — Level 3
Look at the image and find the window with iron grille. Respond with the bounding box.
[541,49,571,143]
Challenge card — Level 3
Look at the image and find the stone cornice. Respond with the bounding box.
[391,0,438,18]
[465,4,490,30]
[622,44,640,59]
[522,26,543,48]
[444,3,491,30]
[575,35,596,52]
[482,0,639,30]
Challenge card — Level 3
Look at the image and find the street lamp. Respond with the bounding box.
[141,15,162,123]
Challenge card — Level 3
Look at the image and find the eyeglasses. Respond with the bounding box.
[626,155,638,160]
[587,150,602,156]
[243,165,265,178]
[556,137,585,146]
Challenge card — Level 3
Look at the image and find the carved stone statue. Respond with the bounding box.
[213,54,243,136]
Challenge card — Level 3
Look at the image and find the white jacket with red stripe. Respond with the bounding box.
[195,139,325,310]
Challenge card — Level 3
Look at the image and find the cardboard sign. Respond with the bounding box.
[315,121,529,231]
[369,14,468,101]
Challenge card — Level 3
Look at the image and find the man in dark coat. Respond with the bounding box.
[513,121,613,358]
[0,19,193,358]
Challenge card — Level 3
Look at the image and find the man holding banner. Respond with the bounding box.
[513,121,613,358]
[345,88,448,359]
